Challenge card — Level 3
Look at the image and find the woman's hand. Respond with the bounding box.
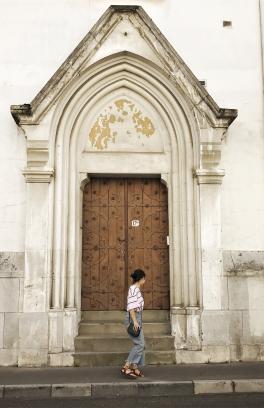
[133,320,140,333]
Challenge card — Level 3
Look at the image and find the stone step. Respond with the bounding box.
[75,335,175,352]
[81,310,170,322]
[79,322,171,336]
[74,350,176,367]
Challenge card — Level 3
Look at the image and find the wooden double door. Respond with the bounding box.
[81,177,170,310]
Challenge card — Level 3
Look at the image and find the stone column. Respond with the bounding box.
[195,168,225,311]
[19,161,53,366]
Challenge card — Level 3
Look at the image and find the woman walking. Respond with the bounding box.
[121,269,146,378]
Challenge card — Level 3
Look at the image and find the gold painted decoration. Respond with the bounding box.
[89,99,155,150]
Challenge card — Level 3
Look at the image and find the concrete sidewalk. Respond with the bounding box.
[1,362,264,399]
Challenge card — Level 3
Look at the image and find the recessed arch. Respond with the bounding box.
[50,52,201,321]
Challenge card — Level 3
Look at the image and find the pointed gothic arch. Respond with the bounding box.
[50,51,200,313]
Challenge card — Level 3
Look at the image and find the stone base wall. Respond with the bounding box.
[186,250,264,364]
[0,252,24,366]
[176,344,264,364]
[1,250,264,366]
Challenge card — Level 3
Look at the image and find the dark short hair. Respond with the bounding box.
[130,269,146,283]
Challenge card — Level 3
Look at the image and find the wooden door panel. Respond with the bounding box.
[82,177,170,311]
[127,178,170,310]
[81,178,126,310]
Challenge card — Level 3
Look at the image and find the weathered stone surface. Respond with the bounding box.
[0,386,3,398]
[229,312,243,344]
[0,279,19,312]
[201,311,242,346]
[19,313,48,349]
[0,313,4,348]
[234,379,264,393]
[186,310,201,350]
[91,382,138,397]
[25,183,49,251]
[201,248,223,275]
[228,274,264,311]
[63,310,78,351]
[52,383,91,398]
[18,278,24,313]
[138,381,193,396]
[223,250,264,276]
[4,313,19,349]
[176,350,208,364]
[171,311,186,347]
[176,345,230,364]
[230,344,243,361]
[0,349,18,366]
[49,353,74,367]
[230,344,262,362]
[242,310,264,342]
[0,252,24,278]
[228,276,248,310]
[202,273,228,310]
[48,311,63,353]
[202,311,228,345]
[239,344,260,361]
[4,385,51,399]
[24,251,47,280]
[204,345,230,363]
[18,349,48,367]
[194,380,233,394]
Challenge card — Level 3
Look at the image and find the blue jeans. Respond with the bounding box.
[124,311,145,366]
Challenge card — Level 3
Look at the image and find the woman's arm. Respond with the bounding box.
[129,309,140,331]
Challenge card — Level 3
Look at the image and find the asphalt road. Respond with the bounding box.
[2,394,264,408]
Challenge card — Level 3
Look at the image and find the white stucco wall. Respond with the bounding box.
[1,0,264,366]
[1,0,263,252]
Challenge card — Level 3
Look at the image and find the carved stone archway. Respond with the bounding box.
[11,6,237,366]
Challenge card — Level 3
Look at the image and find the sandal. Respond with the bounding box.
[121,365,137,378]
[130,364,145,377]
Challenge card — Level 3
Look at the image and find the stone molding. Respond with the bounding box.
[21,140,54,183]
[22,169,54,183]
[194,169,225,184]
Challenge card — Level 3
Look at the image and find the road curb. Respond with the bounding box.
[194,380,233,394]
[1,380,264,398]
[234,379,264,393]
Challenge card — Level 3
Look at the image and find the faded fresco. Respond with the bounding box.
[87,99,163,151]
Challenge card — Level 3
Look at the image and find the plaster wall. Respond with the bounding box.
[0,0,264,365]
[1,0,263,249]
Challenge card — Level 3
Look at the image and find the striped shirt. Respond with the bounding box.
[126,284,144,312]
